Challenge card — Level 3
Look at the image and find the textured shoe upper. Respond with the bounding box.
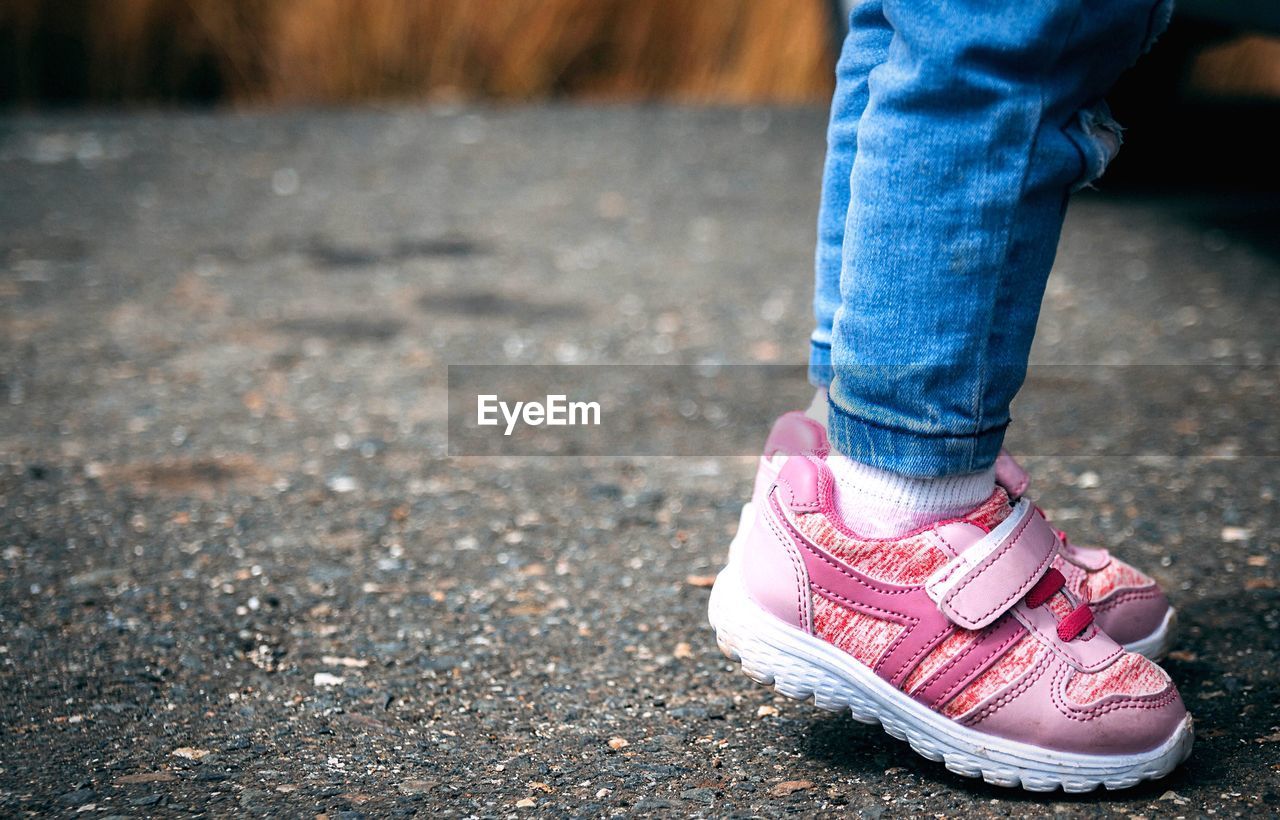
[747,452,1186,756]
[755,423,1172,650]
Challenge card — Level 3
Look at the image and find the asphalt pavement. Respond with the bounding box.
[1,106,1278,817]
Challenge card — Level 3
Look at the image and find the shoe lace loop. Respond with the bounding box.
[1025,567,1094,641]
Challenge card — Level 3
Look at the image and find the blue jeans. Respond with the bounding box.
[810,0,1173,477]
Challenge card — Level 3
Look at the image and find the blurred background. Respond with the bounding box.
[3,0,1279,186]
[1,0,1277,106]
[0,0,836,104]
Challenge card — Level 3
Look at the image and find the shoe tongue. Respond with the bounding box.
[961,487,1016,531]
[994,451,1031,499]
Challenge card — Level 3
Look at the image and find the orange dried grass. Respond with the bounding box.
[1,0,835,105]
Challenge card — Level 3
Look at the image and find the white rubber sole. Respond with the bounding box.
[708,556,1193,792]
[728,501,1179,661]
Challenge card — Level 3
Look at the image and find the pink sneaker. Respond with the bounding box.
[710,448,1192,791]
[732,413,1177,659]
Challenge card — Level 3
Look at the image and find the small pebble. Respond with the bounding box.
[321,656,369,668]
[769,780,814,797]
[326,476,359,494]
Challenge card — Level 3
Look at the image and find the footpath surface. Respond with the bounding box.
[1,107,1277,816]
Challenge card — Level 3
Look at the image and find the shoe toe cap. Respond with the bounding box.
[966,654,1188,757]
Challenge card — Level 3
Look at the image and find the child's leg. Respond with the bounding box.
[809,0,892,390]
[716,2,1190,789]
[827,0,1171,477]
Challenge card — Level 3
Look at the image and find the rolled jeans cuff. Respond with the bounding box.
[808,340,833,389]
[826,399,1007,478]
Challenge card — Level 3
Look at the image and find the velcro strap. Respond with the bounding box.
[925,499,1059,630]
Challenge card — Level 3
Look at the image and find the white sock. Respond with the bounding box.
[803,387,993,536]
[827,452,996,538]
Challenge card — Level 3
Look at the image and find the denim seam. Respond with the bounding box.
[1062,117,1092,191]
[971,0,1086,471]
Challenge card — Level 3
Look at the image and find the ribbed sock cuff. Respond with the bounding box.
[828,452,996,538]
